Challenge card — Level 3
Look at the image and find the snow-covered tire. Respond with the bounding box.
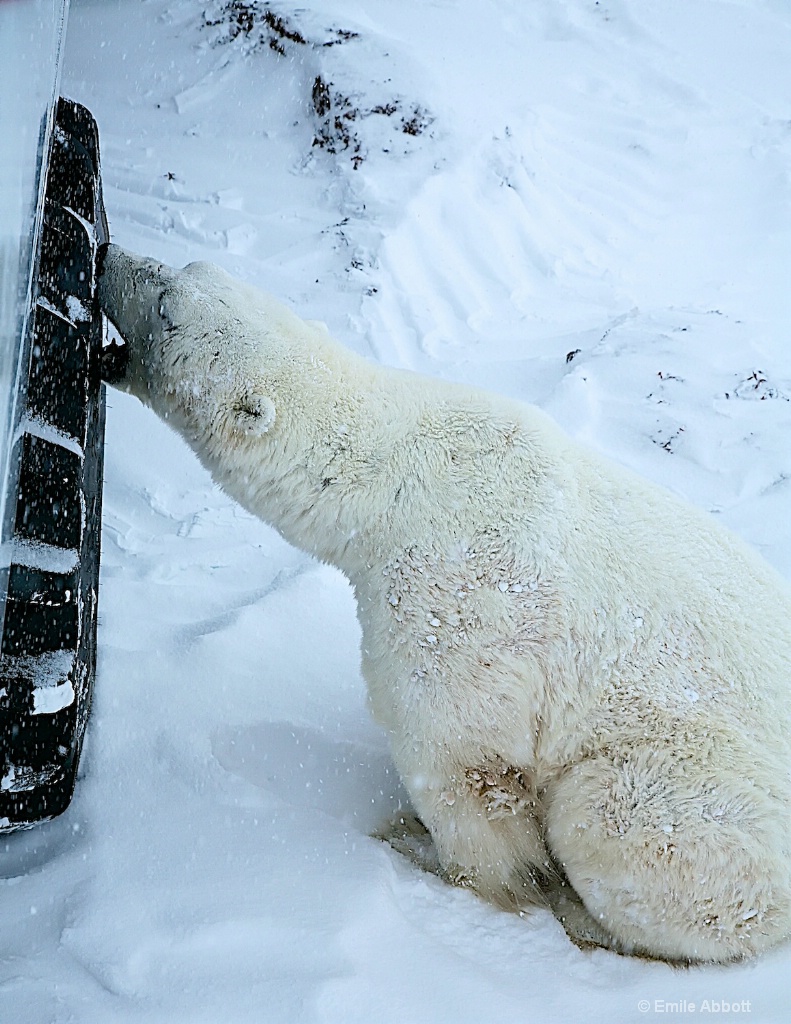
[0,98,107,829]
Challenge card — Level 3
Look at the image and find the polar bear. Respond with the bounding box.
[97,243,791,964]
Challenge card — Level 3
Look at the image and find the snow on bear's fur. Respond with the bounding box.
[98,244,791,964]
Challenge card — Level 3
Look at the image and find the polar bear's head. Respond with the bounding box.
[97,244,278,448]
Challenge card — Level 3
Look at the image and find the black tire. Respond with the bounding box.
[0,98,107,829]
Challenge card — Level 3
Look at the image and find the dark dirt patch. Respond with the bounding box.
[204,2,434,168]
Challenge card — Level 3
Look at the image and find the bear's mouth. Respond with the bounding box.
[100,333,129,383]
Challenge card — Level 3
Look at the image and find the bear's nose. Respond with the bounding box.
[95,241,111,280]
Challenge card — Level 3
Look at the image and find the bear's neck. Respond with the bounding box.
[214,337,421,574]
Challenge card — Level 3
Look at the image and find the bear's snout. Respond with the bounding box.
[96,243,180,386]
[96,243,130,384]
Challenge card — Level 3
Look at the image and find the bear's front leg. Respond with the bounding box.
[382,751,554,910]
[373,812,441,875]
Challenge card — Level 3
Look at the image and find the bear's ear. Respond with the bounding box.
[232,393,276,436]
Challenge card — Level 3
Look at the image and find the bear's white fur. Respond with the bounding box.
[98,244,791,963]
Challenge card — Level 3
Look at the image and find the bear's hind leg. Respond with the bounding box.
[544,749,791,963]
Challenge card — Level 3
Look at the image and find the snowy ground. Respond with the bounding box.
[2,0,791,1020]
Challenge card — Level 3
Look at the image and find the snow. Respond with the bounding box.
[17,412,85,457]
[0,537,79,574]
[2,0,789,1020]
[25,650,77,716]
[64,294,92,324]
